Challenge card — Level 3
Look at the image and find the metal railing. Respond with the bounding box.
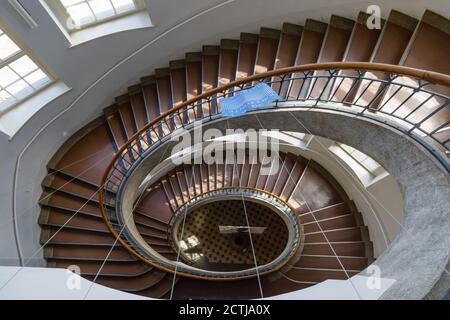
[99,62,450,280]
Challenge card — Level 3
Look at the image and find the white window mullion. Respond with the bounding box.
[84,1,98,22]
[108,0,118,15]
[0,26,53,110]
[0,51,26,70]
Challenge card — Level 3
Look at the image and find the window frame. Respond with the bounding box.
[0,24,54,113]
[334,142,384,177]
[47,0,146,33]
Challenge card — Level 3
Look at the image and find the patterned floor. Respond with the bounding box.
[175,199,288,271]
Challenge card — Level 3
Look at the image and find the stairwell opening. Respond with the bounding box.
[171,199,290,272]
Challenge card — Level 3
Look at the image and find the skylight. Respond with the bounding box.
[0,28,52,111]
[60,0,139,29]
[337,143,381,175]
[329,142,384,186]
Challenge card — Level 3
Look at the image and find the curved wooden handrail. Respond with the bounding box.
[98,62,450,280]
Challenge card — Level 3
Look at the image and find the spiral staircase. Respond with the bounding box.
[38,9,449,299]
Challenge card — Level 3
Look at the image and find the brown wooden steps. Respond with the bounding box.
[116,95,138,140]
[48,122,116,185]
[254,28,281,75]
[285,268,360,282]
[391,10,450,136]
[351,10,418,108]
[331,12,384,102]
[186,52,202,99]
[288,19,327,100]
[141,76,161,120]
[270,23,303,96]
[218,39,239,87]
[309,15,354,100]
[83,269,166,292]
[49,259,150,276]
[236,33,258,80]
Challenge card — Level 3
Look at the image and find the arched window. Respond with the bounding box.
[0,27,52,111]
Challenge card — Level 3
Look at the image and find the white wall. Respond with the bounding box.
[0,266,150,300]
[0,0,446,266]
[0,266,395,300]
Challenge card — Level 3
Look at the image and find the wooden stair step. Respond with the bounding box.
[272,23,303,97]
[331,12,384,103]
[186,52,202,99]
[175,171,190,203]
[287,19,327,100]
[40,190,100,216]
[40,208,109,233]
[302,214,359,233]
[105,110,128,148]
[285,268,359,282]
[116,96,138,139]
[299,202,352,223]
[84,269,165,292]
[45,245,134,261]
[280,157,308,201]
[50,259,150,276]
[309,15,354,100]
[302,241,372,257]
[42,172,100,202]
[138,274,175,299]
[236,33,259,79]
[141,76,161,121]
[294,255,369,270]
[372,11,418,68]
[254,27,281,75]
[41,226,117,245]
[271,153,294,195]
[128,85,149,130]
[218,39,239,87]
[202,46,220,115]
[169,174,184,206]
[135,198,172,228]
[291,161,344,213]
[304,226,369,243]
[50,122,115,185]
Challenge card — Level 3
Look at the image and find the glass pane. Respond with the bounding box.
[61,0,84,6]
[6,79,32,97]
[89,0,115,20]
[0,91,17,109]
[66,2,95,26]
[0,34,21,60]
[0,66,20,87]
[362,157,380,172]
[111,0,136,14]
[351,149,368,162]
[0,90,12,102]
[9,55,38,77]
[25,70,50,87]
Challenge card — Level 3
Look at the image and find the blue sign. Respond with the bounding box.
[220,83,280,117]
